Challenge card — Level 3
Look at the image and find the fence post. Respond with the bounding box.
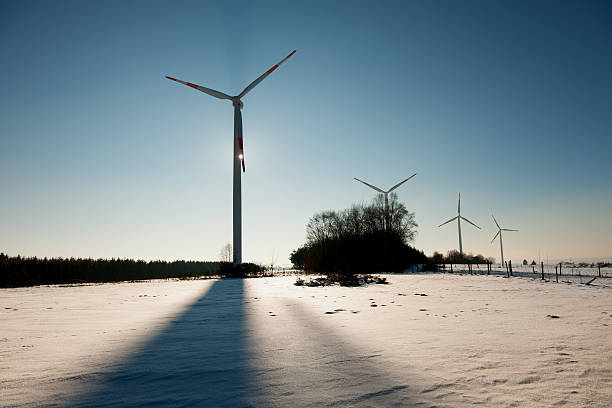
[555,266,558,283]
[450,263,453,273]
[541,261,544,280]
[599,265,601,277]
[488,262,490,275]
[509,260,513,276]
[559,263,562,276]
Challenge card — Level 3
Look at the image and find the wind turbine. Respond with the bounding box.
[438,193,481,256]
[354,174,416,231]
[166,50,296,266]
[491,215,518,268]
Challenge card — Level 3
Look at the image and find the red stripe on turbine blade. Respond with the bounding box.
[267,64,279,74]
[165,76,176,81]
[241,159,245,173]
[186,82,198,89]
[238,137,243,150]
[287,50,296,58]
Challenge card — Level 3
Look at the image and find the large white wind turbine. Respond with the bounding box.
[491,215,518,267]
[438,193,481,256]
[166,50,296,266]
[354,174,417,230]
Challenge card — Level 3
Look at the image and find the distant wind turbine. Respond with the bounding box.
[438,193,481,256]
[354,174,416,231]
[166,50,296,266]
[491,215,518,267]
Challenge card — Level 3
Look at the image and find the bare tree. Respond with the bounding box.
[218,243,232,262]
[270,249,278,272]
[305,194,417,247]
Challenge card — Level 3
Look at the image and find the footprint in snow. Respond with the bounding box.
[370,304,378,307]
[518,376,540,384]
[547,315,560,319]
[414,293,428,296]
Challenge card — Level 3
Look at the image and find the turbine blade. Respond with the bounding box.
[354,178,384,193]
[387,173,417,193]
[491,230,500,243]
[238,135,245,173]
[492,214,500,229]
[502,228,518,232]
[235,103,245,173]
[165,76,232,100]
[458,192,461,214]
[438,216,458,227]
[461,216,481,229]
[238,50,296,99]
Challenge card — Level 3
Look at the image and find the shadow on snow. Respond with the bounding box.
[68,278,249,408]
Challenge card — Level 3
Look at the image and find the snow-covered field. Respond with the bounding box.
[2,274,611,407]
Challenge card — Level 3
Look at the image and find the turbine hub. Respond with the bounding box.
[232,98,243,109]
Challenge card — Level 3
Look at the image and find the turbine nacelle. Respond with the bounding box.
[232,98,244,109]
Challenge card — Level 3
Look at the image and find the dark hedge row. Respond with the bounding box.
[0,253,236,287]
[290,231,428,274]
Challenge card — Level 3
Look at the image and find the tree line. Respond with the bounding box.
[429,250,495,265]
[0,253,263,288]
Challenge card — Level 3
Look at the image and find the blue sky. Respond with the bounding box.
[1,0,611,265]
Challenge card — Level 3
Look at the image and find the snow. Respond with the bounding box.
[1,274,611,407]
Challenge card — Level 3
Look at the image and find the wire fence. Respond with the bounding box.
[411,263,612,287]
[265,265,612,289]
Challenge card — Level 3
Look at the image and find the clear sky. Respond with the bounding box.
[1,0,611,265]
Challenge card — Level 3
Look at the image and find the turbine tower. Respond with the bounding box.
[438,192,481,256]
[166,50,296,266]
[491,215,518,267]
[354,174,416,231]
